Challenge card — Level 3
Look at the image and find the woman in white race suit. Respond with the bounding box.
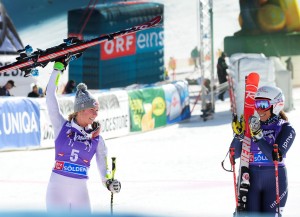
[45,59,121,213]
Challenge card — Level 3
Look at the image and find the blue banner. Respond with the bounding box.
[136,27,164,53]
[0,98,40,149]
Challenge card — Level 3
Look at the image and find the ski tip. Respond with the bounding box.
[150,15,163,25]
[248,72,260,79]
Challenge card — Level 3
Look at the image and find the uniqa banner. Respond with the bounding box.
[0,98,40,148]
[128,87,167,132]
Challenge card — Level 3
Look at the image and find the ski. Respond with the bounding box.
[235,72,260,215]
[227,74,237,114]
[0,16,162,77]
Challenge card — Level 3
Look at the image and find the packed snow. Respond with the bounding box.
[1,83,300,217]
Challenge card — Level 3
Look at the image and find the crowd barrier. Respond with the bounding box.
[0,80,190,150]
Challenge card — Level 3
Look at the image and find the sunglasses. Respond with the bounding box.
[254,99,272,111]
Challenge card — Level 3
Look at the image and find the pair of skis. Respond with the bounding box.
[226,72,281,216]
[221,72,259,215]
[235,72,259,215]
[0,16,162,76]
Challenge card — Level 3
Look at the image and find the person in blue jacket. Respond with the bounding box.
[231,85,296,215]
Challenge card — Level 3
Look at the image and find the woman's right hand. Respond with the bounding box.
[91,121,101,138]
[232,113,245,136]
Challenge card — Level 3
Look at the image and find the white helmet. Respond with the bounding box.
[255,86,284,115]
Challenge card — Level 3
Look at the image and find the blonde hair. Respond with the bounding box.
[68,112,78,122]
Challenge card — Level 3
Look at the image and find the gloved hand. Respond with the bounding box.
[232,113,245,139]
[91,121,101,138]
[272,145,283,162]
[106,179,121,193]
[249,115,263,141]
[53,53,82,72]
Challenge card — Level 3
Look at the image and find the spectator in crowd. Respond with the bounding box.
[0,80,15,96]
[285,57,294,79]
[38,86,45,97]
[190,46,200,71]
[28,85,40,98]
[163,67,169,81]
[62,80,76,94]
[217,52,228,101]
[168,57,177,80]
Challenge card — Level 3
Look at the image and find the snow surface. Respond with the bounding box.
[0,84,300,217]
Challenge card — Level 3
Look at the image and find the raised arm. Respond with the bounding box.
[45,69,66,139]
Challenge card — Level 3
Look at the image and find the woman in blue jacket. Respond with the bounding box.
[231,85,296,215]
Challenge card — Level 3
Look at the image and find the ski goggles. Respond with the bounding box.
[254,99,273,110]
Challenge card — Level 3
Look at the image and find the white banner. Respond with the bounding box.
[95,90,130,139]
[0,55,37,96]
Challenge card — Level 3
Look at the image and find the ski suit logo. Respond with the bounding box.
[54,161,88,176]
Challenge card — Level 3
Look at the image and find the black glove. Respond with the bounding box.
[106,179,121,193]
[91,121,101,138]
[92,121,100,131]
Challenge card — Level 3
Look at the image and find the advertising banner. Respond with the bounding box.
[136,27,164,54]
[162,81,191,124]
[96,90,130,138]
[128,87,166,132]
[100,27,164,60]
[0,97,40,148]
[100,33,137,60]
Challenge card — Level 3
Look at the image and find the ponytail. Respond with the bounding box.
[279,110,288,121]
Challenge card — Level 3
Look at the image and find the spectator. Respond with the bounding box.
[217,52,228,101]
[0,80,15,96]
[285,57,294,79]
[28,85,40,98]
[38,87,45,97]
[168,57,177,80]
[62,80,76,94]
[190,46,200,71]
[163,67,169,81]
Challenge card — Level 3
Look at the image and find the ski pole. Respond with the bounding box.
[221,149,238,213]
[229,148,239,210]
[110,157,116,216]
[190,90,201,114]
[273,144,281,216]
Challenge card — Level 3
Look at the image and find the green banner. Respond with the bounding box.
[128,87,166,132]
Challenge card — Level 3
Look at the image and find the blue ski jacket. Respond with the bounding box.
[231,115,295,166]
